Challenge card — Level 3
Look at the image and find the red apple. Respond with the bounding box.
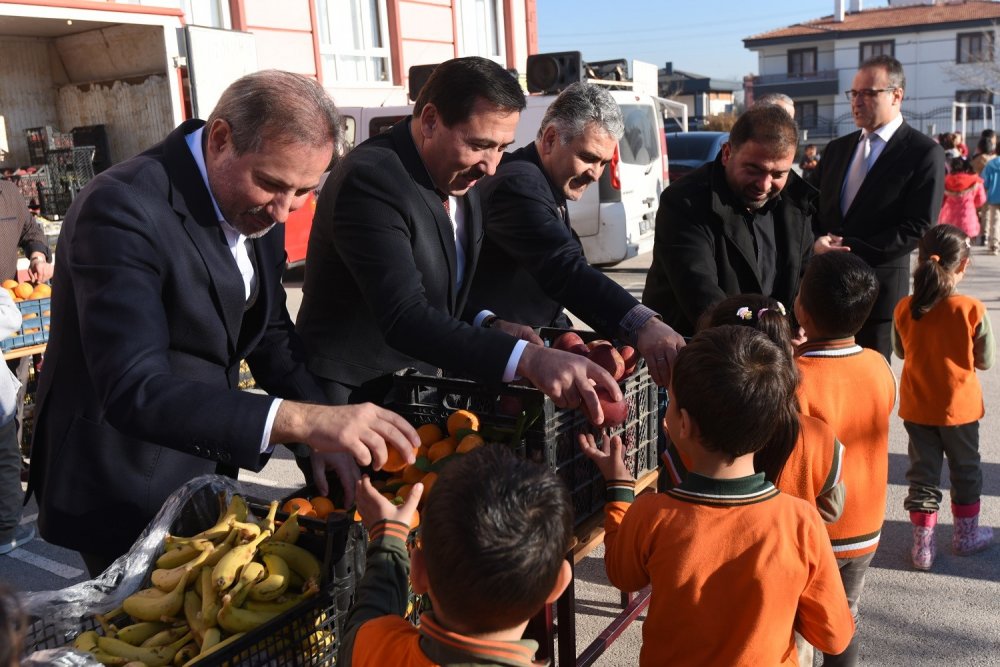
[568,343,590,356]
[619,345,638,376]
[589,344,625,380]
[552,331,585,352]
[583,386,628,427]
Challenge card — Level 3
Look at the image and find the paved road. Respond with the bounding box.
[5,252,1000,665]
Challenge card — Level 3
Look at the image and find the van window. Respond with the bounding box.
[618,104,658,166]
[342,116,357,152]
[369,115,406,139]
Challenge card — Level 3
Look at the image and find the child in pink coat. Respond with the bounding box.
[940,157,986,238]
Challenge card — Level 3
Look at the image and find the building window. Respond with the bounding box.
[457,0,505,63]
[955,90,993,121]
[859,40,894,65]
[957,32,993,64]
[795,100,818,129]
[787,48,817,77]
[316,0,391,83]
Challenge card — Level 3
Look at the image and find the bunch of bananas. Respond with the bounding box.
[69,494,335,666]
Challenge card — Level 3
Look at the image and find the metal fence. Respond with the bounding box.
[801,105,996,142]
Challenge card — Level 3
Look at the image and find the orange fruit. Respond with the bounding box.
[281,497,314,515]
[29,288,47,300]
[416,423,444,446]
[420,472,438,500]
[401,464,425,485]
[1,280,16,290]
[310,496,337,519]
[396,484,414,501]
[14,283,33,300]
[409,508,420,531]
[382,442,416,473]
[447,409,479,436]
[456,433,484,454]
[32,283,51,297]
[381,491,397,502]
[427,437,457,462]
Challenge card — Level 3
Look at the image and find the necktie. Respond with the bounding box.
[841,132,873,215]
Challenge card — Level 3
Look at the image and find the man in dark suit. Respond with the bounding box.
[643,105,817,336]
[814,55,945,359]
[464,82,683,386]
[297,58,628,421]
[28,71,418,574]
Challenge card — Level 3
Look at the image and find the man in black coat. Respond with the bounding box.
[28,71,418,574]
[814,55,945,359]
[464,82,683,385]
[297,58,630,421]
[643,105,817,336]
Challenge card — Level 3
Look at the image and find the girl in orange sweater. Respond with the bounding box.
[892,224,995,570]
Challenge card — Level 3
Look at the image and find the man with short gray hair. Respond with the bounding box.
[465,82,682,384]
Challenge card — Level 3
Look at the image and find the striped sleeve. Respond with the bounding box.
[816,437,846,524]
[974,308,995,371]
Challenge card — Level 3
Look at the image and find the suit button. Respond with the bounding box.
[219,451,232,463]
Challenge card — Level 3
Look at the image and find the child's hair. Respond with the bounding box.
[910,224,970,320]
[420,444,572,633]
[698,295,799,482]
[797,252,879,338]
[949,156,974,174]
[671,326,799,473]
[0,584,24,667]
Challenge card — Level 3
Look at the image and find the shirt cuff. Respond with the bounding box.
[473,309,495,327]
[503,339,528,383]
[619,304,660,346]
[260,398,283,454]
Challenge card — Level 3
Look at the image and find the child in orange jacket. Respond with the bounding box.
[892,224,995,570]
[583,326,854,666]
[339,445,573,667]
[794,251,896,667]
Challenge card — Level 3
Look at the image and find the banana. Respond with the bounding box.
[216,597,284,633]
[140,625,190,648]
[151,543,215,592]
[286,569,305,592]
[302,628,335,656]
[123,662,149,667]
[123,570,189,622]
[200,627,222,652]
[223,561,266,608]
[258,541,321,586]
[262,500,279,535]
[202,529,239,568]
[96,631,192,667]
[248,553,290,601]
[73,629,100,652]
[211,530,270,591]
[172,643,198,666]
[231,520,262,542]
[182,590,206,647]
[200,567,219,630]
[89,649,132,665]
[165,495,249,546]
[155,540,212,570]
[181,632,245,667]
[271,510,300,544]
[242,583,318,615]
[114,622,169,646]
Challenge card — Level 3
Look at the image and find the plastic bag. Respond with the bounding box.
[20,648,103,666]
[20,473,240,643]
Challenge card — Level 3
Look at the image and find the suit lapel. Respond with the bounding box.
[391,120,459,309]
[710,164,762,287]
[163,121,246,352]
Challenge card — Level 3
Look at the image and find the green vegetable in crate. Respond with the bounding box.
[122,570,190,622]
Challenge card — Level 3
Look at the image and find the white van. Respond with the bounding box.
[334,89,667,266]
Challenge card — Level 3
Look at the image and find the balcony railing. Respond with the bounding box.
[752,70,839,86]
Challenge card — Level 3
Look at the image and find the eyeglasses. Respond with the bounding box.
[845,88,897,102]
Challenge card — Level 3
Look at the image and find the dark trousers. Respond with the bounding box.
[856,318,892,361]
[903,421,982,512]
[0,419,20,540]
[822,551,876,666]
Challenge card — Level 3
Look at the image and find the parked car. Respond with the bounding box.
[665,131,729,184]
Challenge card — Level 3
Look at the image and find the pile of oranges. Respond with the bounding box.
[285,409,486,533]
[2,279,50,303]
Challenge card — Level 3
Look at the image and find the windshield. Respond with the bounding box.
[618,104,659,166]
[667,134,725,162]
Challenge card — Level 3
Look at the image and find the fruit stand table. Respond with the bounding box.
[528,467,658,666]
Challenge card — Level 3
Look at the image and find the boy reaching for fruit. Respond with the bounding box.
[581,326,854,665]
[340,445,573,666]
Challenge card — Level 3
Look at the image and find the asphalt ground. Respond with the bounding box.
[5,251,1000,665]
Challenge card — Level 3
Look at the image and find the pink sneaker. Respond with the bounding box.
[952,502,994,556]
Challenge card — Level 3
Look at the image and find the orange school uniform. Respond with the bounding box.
[602,474,854,666]
[796,339,896,558]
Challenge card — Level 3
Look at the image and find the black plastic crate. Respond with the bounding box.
[0,298,50,352]
[37,186,74,219]
[46,146,96,192]
[71,124,112,173]
[388,331,658,525]
[25,126,73,164]
[22,492,364,666]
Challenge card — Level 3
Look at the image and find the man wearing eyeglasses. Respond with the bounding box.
[814,55,944,361]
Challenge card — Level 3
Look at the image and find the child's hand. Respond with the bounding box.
[355,476,423,531]
[578,432,633,482]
